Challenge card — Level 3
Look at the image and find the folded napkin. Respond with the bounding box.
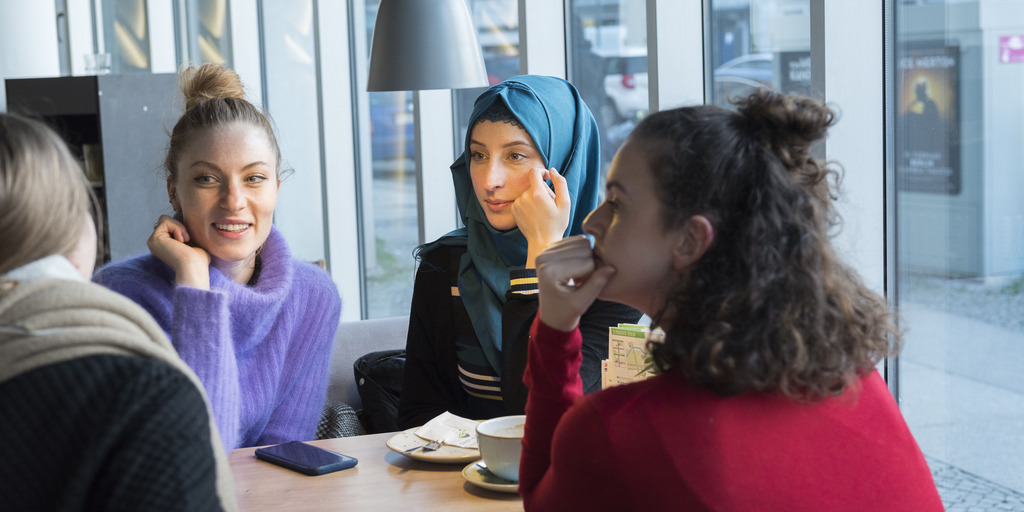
[415,412,479,449]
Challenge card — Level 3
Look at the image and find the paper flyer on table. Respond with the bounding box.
[414,411,479,449]
[602,323,662,389]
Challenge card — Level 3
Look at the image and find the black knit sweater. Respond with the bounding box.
[0,354,223,511]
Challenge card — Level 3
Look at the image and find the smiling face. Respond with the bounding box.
[468,120,542,231]
[168,121,279,270]
[583,138,689,317]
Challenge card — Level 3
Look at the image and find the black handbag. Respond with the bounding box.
[353,349,406,434]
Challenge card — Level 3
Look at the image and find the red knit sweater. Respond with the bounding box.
[520,318,943,511]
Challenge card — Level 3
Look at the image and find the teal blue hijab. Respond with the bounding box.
[422,75,601,376]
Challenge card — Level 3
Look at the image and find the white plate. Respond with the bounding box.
[386,427,480,464]
[462,461,518,493]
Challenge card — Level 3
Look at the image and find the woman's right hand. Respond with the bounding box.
[535,235,616,332]
[513,167,572,269]
[147,215,211,290]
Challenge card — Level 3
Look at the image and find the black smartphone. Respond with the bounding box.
[254,441,358,476]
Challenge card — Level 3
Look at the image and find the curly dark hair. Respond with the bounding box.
[638,89,899,400]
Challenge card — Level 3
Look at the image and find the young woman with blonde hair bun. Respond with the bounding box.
[95,63,341,451]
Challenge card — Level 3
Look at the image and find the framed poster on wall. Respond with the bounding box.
[896,43,961,195]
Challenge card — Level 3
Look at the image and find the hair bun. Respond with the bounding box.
[736,89,834,170]
[179,63,246,112]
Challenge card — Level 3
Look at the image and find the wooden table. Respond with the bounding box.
[229,432,523,511]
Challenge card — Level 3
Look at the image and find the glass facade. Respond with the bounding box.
[363,0,420,318]
[101,0,151,73]
[260,0,327,265]
[183,0,233,66]
[708,0,811,108]
[454,0,521,149]
[894,0,1024,497]
[567,0,648,172]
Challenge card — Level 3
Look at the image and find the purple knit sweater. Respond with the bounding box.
[94,227,341,451]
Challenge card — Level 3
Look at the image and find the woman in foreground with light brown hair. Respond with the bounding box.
[0,112,235,510]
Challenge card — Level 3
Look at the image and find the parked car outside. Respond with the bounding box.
[591,50,776,160]
[591,46,649,125]
[712,52,774,107]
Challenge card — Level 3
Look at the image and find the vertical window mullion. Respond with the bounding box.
[147,0,176,72]
[317,0,363,322]
[228,0,263,106]
[646,0,705,111]
[821,1,886,296]
[414,90,459,245]
[519,0,566,77]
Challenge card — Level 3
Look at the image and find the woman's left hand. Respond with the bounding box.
[512,167,571,268]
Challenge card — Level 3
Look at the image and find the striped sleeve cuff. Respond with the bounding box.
[510,268,538,295]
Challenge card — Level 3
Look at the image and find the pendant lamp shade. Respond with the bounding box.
[367,0,489,91]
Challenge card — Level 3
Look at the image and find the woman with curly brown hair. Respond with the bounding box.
[518,90,942,510]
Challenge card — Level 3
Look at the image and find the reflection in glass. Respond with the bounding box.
[364,0,419,318]
[260,0,326,264]
[101,0,150,73]
[184,0,233,65]
[895,0,1024,501]
[708,0,810,109]
[454,0,521,148]
[567,0,648,172]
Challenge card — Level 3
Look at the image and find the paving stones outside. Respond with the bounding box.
[929,456,1024,511]
[902,275,1024,511]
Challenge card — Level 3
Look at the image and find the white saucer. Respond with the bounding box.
[386,427,480,464]
[462,461,519,493]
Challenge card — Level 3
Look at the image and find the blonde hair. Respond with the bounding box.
[0,114,98,275]
[164,63,282,181]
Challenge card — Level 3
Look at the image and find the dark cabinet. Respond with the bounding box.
[5,74,179,264]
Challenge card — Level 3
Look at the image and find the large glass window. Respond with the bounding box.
[260,0,326,264]
[895,0,1024,503]
[567,0,648,171]
[101,0,151,73]
[363,0,420,318]
[182,0,233,66]
[454,0,521,153]
[709,0,811,109]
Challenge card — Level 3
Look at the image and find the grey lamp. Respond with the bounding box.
[367,0,489,91]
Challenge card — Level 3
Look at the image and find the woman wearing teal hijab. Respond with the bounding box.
[398,76,641,428]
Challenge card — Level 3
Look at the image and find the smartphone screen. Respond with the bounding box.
[254,441,358,476]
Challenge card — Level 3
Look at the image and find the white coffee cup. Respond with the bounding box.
[476,415,525,482]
